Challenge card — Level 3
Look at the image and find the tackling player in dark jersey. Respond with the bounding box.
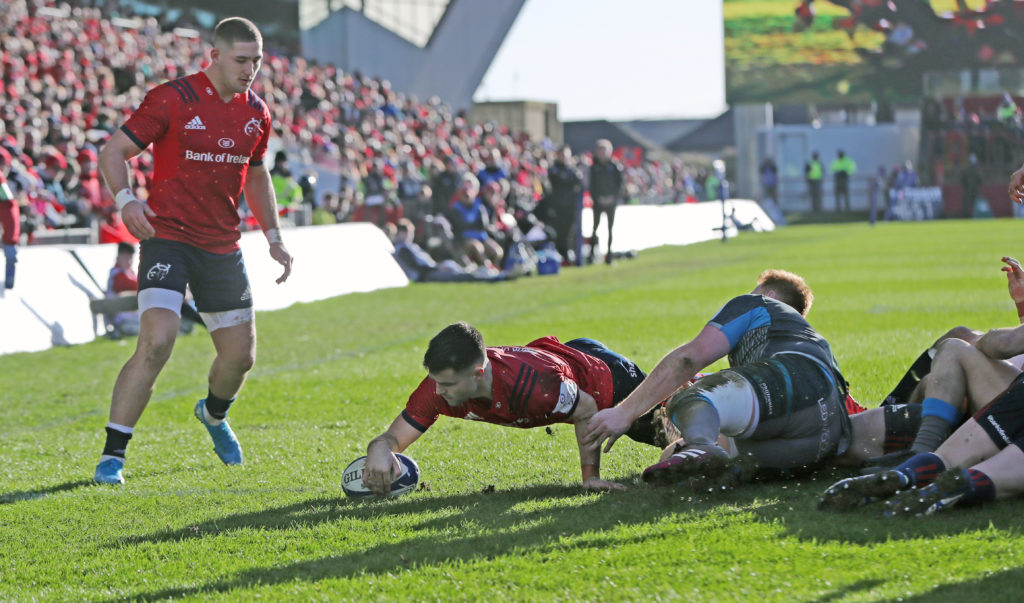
[362,322,678,495]
[93,17,293,484]
[586,270,852,487]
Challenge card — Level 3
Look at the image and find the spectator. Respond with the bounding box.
[396,161,430,224]
[477,148,510,199]
[104,242,140,337]
[805,151,824,212]
[446,173,503,271]
[830,150,857,212]
[587,139,624,265]
[759,157,778,202]
[961,153,983,218]
[392,218,505,283]
[542,145,584,264]
[997,92,1020,125]
[430,154,461,214]
[1,171,17,288]
[270,150,303,209]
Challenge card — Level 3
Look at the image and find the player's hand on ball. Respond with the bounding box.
[364,449,402,497]
[584,407,630,453]
[269,242,293,284]
[122,200,156,240]
[583,477,627,492]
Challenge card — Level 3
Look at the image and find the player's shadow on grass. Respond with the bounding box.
[0,479,94,505]
[898,566,1024,601]
[738,466,1024,545]
[113,482,705,601]
[111,482,624,548]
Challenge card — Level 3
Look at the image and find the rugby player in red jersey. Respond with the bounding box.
[93,17,292,484]
[361,322,678,495]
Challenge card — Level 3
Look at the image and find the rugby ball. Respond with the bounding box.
[342,453,420,498]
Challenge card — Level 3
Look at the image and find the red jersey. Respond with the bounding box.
[401,336,615,431]
[120,71,272,253]
[107,266,138,295]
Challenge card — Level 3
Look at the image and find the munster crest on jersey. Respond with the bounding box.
[244,118,263,137]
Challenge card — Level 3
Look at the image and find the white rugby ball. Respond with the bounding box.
[342,452,420,498]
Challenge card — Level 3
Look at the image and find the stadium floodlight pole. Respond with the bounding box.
[714,159,728,243]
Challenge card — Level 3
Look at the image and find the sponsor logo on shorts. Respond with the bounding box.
[760,382,773,414]
[816,397,830,461]
[147,263,171,281]
[987,415,1012,445]
[240,286,251,302]
[185,150,249,164]
[218,138,235,149]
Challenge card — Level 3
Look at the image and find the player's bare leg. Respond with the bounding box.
[866,338,1022,471]
[95,308,181,484]
[841,407,887,463]
[208,319,256,400]
[193,319,256,465]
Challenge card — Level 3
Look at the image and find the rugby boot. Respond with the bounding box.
[642,443,731,486]
[94,457,125,485]
[883,469,971,518]
[817,469,909,511]
[194,399,243,465]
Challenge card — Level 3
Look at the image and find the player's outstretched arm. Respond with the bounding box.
[585,325,730,453]
[244,163,293,284]
[364,414,423,497]
[572,391,626,491]
[976,323,1024,360]
[99,129,156,240]
[1009,164,1024,205]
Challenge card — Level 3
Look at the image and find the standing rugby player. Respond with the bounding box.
[93,17,292,484]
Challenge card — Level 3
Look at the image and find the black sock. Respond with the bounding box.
[883,349,933,406]
[204,390,235,420]
[102,426,133,459]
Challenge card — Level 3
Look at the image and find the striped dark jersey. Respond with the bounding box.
[401,336,615,431]
[120,71,272,253]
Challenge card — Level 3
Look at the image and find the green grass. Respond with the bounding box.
[4,220,1024,601]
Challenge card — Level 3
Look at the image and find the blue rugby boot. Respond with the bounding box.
[94,457,125,485]
[194,399,243,465]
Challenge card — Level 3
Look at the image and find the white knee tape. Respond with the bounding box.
[138,288,184,316]
[703,376,759,438]
[199,308,254,332]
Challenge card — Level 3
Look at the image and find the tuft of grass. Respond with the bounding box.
[3,219,1024,601]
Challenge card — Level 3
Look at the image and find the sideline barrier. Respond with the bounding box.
[0,223,408,356]
[582,199,775,252]
[1,203,773,356]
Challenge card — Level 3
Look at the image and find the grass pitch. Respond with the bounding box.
[4,219,1024,601]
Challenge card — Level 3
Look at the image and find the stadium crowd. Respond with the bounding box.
[0,0,713,280]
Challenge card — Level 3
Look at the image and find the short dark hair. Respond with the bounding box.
[423,322,485,373]
[757,269,813,316]
[117,242,135,256]
[213,17,262,47]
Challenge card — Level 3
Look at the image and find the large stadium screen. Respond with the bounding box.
[724,0,1024,105]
